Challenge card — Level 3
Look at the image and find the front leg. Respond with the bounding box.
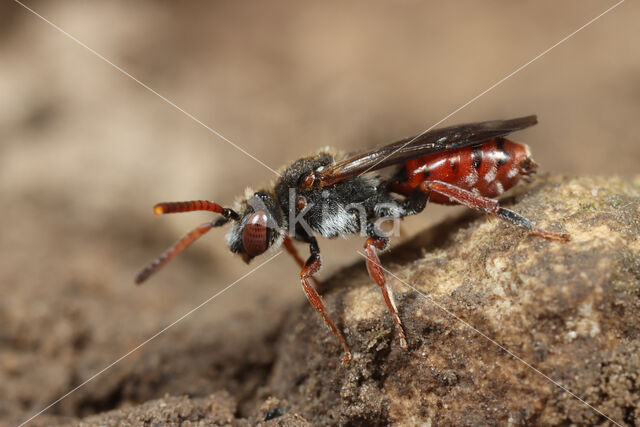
[300,236,351,364]
[364,224,408,349]
[283,236,324,293]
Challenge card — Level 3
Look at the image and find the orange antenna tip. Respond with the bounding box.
[151,200,225,215]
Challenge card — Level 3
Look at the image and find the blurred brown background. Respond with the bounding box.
[0,0,638,423]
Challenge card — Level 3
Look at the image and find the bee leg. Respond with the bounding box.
[364,227,408,349]
[300,237,351,364]
[419,180,569,241]
[283,236,324,293]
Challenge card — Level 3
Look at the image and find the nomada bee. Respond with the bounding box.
[136,115,568,363]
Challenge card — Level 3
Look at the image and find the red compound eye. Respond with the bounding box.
[242,210,270,256]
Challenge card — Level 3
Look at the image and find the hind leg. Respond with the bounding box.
[419,180,569,241]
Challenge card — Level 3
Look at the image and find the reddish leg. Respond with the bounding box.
[420,180,569,241]
[283,236,323,293]
[300,241,351,364]
[364,236,408,349]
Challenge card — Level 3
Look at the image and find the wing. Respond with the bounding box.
[317,115,537,187]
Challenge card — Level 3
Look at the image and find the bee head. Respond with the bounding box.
[135,191,285,285]
[227,191,284,263]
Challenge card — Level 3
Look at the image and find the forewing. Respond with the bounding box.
[317,115,537,186]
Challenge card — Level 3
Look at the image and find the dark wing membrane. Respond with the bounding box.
[318,115,537,186]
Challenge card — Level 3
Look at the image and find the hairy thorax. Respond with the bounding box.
[274,150,400,239]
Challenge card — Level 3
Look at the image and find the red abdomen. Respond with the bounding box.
[395,138,536,204]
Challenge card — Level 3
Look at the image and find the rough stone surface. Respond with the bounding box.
[77,393,238,426]
[267,175,640,426]
[7,175,640,426]
[27,393,310,426]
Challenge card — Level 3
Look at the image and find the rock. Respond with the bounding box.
[20,175,639,426]
[77,393,237,426]
[55,393,309,426]
[267,175,640,425]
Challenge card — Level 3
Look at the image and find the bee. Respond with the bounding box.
[135,115,568,363]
